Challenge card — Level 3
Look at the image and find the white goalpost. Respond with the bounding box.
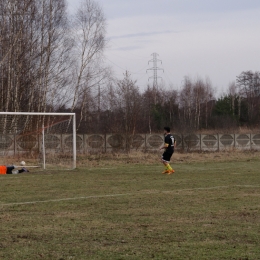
[0,112,76,170]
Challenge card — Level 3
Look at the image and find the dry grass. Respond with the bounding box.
[196,127,260,134]
[76,149,260,168]
[1,152,260,259]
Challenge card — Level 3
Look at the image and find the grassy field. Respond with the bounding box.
[1,154,260,260]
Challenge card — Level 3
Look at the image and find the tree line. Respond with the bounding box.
[1,0,259,134]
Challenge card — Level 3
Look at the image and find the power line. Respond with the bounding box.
[161,65,176,87]
[105,56,147,76]
[108,49,149,61]
[105,56,127,71]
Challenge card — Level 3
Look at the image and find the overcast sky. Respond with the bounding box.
[67,0,260,96]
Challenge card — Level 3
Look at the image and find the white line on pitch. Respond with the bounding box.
[1,185,259,207]
[0,191,158,206]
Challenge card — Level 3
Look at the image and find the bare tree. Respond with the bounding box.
[237,71,260,124]
[116,72,142,134]
[179,76,194,130]
[228,81,237,117]
[178,76,215,131]
[70,0,107,129]
[204,77,215,129]
[0,0,71,114]
[141,85,154,134]
[0,0,34,112]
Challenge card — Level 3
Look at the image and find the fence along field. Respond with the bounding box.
[1,133,260,156]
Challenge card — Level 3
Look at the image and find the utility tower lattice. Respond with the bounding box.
[147,53,164,89]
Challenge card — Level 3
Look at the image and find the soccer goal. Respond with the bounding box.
[0,112,76,170]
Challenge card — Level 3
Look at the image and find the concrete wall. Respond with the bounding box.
[1,133,260,155]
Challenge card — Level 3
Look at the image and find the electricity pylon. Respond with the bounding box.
[147,53,164,90]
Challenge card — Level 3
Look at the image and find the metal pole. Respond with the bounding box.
[72,114,77,169]
[42,124,46,170]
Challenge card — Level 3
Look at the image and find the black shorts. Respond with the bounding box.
[6,166,15,174]
[162,150,174,162]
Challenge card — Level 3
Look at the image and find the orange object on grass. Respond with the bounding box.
[0,166,7,174]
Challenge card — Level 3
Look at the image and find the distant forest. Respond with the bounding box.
[1,0,260,134]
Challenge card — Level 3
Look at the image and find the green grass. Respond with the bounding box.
[0,159,260,260]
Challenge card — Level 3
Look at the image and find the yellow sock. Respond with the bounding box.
[166,164,172,171]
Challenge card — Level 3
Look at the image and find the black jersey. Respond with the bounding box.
[164,133,175,153]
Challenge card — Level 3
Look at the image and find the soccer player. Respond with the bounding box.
[0,165,29,175]
[160,126,176,174]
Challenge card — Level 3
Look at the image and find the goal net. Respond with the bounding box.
[0,112,76,170]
